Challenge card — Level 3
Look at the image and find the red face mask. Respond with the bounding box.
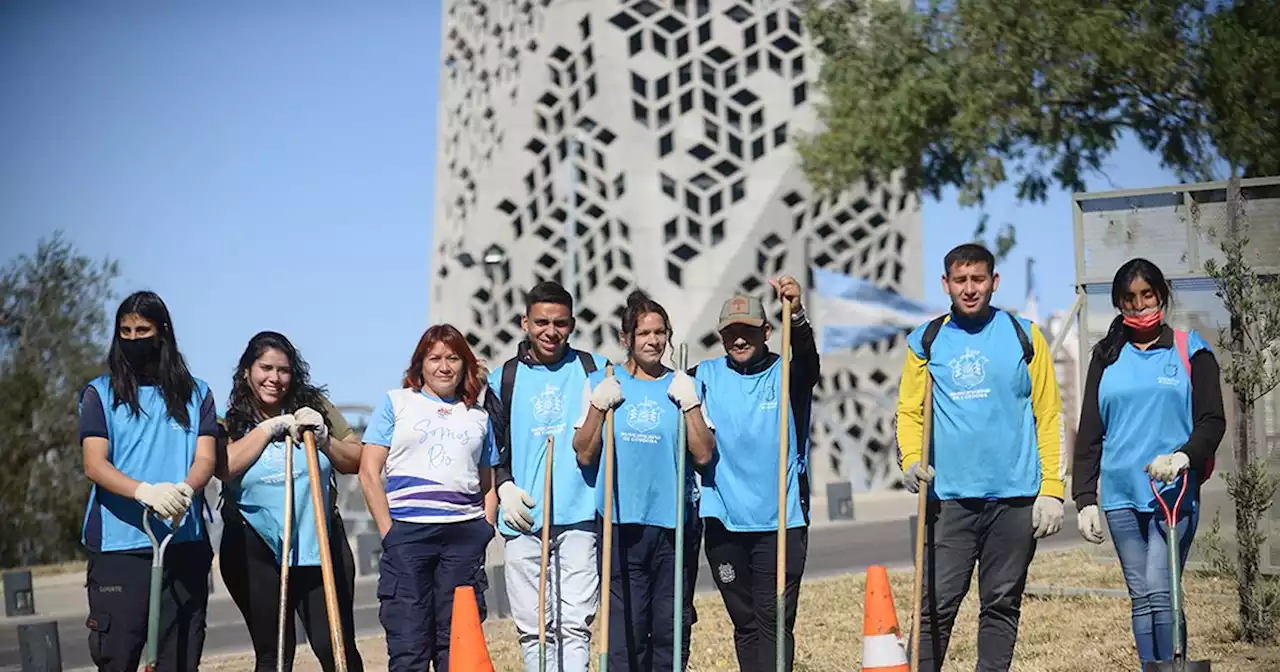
[1122,310,1162,331]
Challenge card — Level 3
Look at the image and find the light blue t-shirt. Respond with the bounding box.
[1098,330,1210,513]
[488,348,607,536]
[224,433,332,567]
[79,375,212,553]
[574,368,710,529]
[695,356,805,532]
[905,310,1041,500]
[363,388,500,524]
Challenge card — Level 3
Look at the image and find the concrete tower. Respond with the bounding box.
[431,0,923,511]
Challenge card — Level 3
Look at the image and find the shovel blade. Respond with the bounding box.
[1143,660,1211,672]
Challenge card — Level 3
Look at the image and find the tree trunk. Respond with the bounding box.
[1233,395,1265,641]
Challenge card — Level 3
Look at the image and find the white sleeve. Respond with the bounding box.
[699,400,715,431]
[572,378,592,429]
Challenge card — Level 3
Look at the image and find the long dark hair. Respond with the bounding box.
[224,331,332,441]
[620,289,672,360]
[402,324,485,408]
[108,291,197,428]
[1092,258,1173,367]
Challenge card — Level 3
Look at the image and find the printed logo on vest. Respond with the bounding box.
[620,397,664,445]
[531,384,565,423]
[948,347,991,400]
[1158,361,1181,386]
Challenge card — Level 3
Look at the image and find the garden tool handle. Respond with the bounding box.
[1149,473,1190,527]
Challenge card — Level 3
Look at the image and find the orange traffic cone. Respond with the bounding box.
[862,565,909,671]
[449,585,495,672]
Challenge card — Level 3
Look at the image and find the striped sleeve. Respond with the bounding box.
[1027,323,1066,499]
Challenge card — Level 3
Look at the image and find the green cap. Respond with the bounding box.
[717,294,766,331]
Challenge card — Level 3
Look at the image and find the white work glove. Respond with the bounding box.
[498,481,536,533]
[666,370,701,412]
[256,413,297,441]
[134,482,190,519]
[1032,496,1064,539]
[1077,504,1105,544]
[902,462,934,494]
[1146,452,1190,483]
[590,376,625,412]
[292,406,329,445]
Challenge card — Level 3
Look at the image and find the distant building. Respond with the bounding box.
[429,0,924,512]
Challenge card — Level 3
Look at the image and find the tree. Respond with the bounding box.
[797,0,1280,214]
[797,0,1280,642]
[0,233,118,567]
[1196,177,1280,643]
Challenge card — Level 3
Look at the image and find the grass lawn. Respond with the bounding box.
[206,549,1279,671]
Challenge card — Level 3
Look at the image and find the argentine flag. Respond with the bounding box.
[812,268,942,354]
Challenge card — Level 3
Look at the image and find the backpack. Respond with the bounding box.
[493,350,598,456]
[1171,328,1215,482]
[920,310,1033,365]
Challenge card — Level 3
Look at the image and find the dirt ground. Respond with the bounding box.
[204,549,1280,671]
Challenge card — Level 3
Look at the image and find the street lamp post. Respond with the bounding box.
[482,245,507,333]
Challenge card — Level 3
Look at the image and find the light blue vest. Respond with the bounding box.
[695,357,805,532]
[80,376,210,553]
[224,434,332,566]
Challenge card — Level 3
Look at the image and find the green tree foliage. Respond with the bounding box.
[0,233,118,567]
[797,0,1279,205]
[1197,178,1280,643]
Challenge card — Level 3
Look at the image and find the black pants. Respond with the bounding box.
[596,517,701,672]
[913,497,1038,672]
[85,541,213,672]
[219,506,364,672]
[703,518,807,672]
[377,518,493,672]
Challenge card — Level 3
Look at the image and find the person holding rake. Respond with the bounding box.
[485,280,608,672]
[692,275,818,672]
[895,243,1065,672]
[78,291,218,672]
[359,323,500,672]
[217,330,365,672]
[572,289,715,671]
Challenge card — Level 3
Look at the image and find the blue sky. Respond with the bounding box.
[0,2,1183,414]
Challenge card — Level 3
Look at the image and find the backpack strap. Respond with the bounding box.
[497,357,519,455]
[577,349,598,375]
[1173,329,1192,379]
[920,315,948,361]
[1006,312,1034,366]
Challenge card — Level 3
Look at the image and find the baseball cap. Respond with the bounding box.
[717,294,766,331]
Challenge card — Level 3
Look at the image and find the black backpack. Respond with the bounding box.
[490,350,598,458]
[920,311,1033,365]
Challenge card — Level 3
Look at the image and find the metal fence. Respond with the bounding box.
[1071,175,1280,572]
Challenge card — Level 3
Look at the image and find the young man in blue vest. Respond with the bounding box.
[693,275,819,672]
[488,281,608,672]
[895,243,1065,672]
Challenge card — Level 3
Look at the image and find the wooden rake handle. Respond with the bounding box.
[303,430,348,672]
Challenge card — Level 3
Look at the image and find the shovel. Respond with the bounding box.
[1143,475,1210,672]
[141,508,180,672]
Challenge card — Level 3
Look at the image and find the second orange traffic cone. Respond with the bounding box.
[861,565,909,671]
[449,585,495,672]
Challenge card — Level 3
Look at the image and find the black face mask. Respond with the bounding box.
[120,336,161,370]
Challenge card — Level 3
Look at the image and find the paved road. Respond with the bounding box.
[0,511,1081,671]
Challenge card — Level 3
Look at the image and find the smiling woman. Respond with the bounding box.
[215,330,365,672]
[357,323,500,672]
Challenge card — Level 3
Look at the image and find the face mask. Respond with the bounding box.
[1122,308,1163,331]
[120,336,161,369]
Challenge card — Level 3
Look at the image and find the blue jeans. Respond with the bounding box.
[1105,506,1199,665]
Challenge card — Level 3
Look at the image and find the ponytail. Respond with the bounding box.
[1092,314,1127,368]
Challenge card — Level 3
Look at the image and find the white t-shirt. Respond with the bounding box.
[363,388,500,524]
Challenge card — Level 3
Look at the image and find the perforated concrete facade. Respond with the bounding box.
[431,0,924,501]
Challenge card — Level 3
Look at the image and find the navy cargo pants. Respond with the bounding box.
[376,517,493,672]
[597,515,702,672]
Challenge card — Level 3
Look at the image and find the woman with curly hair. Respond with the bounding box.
[359,323,500,672]
[216,331,365,672]
[79,291,218,671]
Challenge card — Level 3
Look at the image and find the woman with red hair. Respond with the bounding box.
[358,324,499,672]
